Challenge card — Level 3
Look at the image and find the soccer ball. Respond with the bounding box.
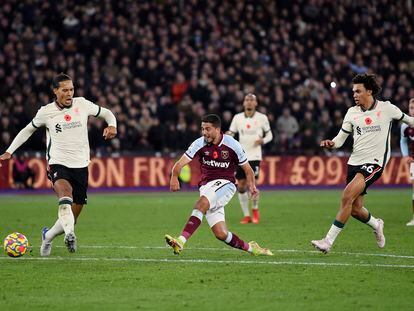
[3,232,30,258]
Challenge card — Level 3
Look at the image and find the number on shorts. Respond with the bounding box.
[361,164,375,174]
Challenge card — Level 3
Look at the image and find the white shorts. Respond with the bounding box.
[410,163,414,181]
[199,179,236,228]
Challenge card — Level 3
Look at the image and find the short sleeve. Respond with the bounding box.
[385,102,404,121]
[184,137,204,160]
[341,110,353,134]
[401,123,408,137]
[228,138,247,164]
[83,97,101,117]
[31,107,47,128]
[228,115,238,134]
[262,115,271,132]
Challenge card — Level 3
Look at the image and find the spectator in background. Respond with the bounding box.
[276,108,299,143]
[12,152,35,189]
[0,1,413,155]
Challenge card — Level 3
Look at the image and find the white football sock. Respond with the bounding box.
[252,197,259,210]
[178,236,187,244]
[238,192,250,217]
[325,223,343,245]
[44,219,64,243]
[58,197,75,235]
[366,214,379,230]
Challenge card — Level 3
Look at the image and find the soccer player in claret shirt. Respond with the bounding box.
[312,74,414,253]
[165,114,273,256]
[227,94,273,224]
[0,73,117,256]
[400,98,414,226]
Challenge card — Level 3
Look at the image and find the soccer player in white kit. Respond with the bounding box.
[400,98,414,226]
[311,74,414,253]
[165,114,273,256]
[0,73,117,256]
[227,94,273,224]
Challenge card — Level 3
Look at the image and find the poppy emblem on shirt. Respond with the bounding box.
[64,114,71,122]
[246,124,251,129]
[365,117,372,125]
[221,150,229,159]
[213,151,218,159]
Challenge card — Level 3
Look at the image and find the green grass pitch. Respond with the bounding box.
[0,189,414,310]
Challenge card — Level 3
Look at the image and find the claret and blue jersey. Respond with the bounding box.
[184,134,248,187]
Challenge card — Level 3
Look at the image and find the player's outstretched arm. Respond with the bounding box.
[0,152,12,167]
[241,162,259,200]
[1,123,38,166]
[170,154,191,192]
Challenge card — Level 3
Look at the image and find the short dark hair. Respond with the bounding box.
[52,73,72,89]
[201,114,221,128]
[352,74,381,97]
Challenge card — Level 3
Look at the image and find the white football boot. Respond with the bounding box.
[406,219,414,226]
[374,218,385,248]
[311,238,332,254]
[40,227,52,257]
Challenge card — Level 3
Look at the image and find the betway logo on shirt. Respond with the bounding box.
[202,157,230,168]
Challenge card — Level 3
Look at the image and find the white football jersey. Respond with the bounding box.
[31,97,104,168]
[340,100,404,167]
[228,111,273,161]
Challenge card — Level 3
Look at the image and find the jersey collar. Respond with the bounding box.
[360,99,377,112]
[208,132,224,146]
[244,111,256,118]
[55,100,73,110]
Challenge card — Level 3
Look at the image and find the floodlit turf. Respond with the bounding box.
[1,189,414,310]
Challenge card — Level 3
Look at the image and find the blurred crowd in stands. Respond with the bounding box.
[1,0,413,157]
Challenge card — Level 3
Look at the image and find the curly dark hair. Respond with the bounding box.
[352,74,382,97]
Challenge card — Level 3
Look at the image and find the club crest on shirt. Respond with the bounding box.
[221,150,229,159]
[365,117,372,125]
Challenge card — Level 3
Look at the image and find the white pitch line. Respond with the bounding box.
[52,245,414,259]
[0,256,414,269]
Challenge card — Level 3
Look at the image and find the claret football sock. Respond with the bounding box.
[181,209,203,240]
[224,232,249,251]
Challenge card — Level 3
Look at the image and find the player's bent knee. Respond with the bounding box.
[194,197,210,214]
